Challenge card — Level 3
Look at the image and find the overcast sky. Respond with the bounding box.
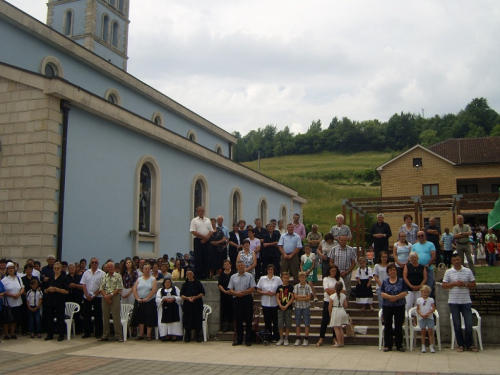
[12,0,500,135]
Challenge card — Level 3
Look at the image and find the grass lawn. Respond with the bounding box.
[242,151,393,234]
[473,265,500,283]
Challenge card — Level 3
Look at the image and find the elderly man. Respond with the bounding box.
[371,213,392,261]
[80,257,105,339]
[278,223,303,284]
[307,224,323,254]
[329,214,352,245]
[40,254,56,289]
[190,206,213,280]
[228,260,256,346]
[263,222,282,275]
[442,251,478,352]
[453,215,474,275]
[425,217,442,266]
[216,215,230,239]
[98,261,124,342]
[412,231,436,292]
[329,235,357,298]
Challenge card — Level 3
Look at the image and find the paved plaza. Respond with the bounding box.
[0,336,497,375]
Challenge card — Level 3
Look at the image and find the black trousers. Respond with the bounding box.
[220,292,234,324]
[383,304,405,350]
[193,238,210,280]
[45,303,66,337]
[82,297,103,337]
[262,305,279,340]
[233,295,254,343]
[319,301,336,340]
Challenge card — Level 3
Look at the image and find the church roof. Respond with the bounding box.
[428,137,500,165]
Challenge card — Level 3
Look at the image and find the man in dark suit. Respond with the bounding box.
[228,222,248,270]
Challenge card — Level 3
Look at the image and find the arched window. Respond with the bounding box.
[259,197,268,225]
[64,10,73,36]
[280,204,288,225]
[40,56,64,78]
[102,15,109,42]
[111,21,119,48]
[230,188,243,226]
[139,164,151,232]
[187,130,197,142]
[216,144,223,155]
[45,64,56,77]
[152,112,164,126]
[104,88,121,105]
[134,156,161,258]
[191,175,209,218]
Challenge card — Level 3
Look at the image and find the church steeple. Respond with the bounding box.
[47,0,130,70]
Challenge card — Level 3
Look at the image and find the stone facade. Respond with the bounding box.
[0,77,62,261]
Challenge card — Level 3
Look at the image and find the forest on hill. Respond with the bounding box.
[233,97,500,162]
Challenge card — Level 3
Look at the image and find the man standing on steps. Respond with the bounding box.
[329,214,352,245]
[371,213,392,262]
[228,260,256,346]
[329,235,357,299]
[278,223,302,285]
[453,215,475,275]
[190,206,213,280]
[425,217,442,266]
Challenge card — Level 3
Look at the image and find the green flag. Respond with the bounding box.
[488,188,500,230]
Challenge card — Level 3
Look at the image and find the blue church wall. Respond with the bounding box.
[62,107,292,262]
[0,17,229,155]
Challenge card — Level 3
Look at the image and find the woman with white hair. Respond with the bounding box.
[403,252,427,311]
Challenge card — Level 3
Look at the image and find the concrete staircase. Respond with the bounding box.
[216,279,380,345]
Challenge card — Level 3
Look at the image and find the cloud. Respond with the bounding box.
[13,0,500,135]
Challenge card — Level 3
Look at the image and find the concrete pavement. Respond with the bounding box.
[0,336,497,375]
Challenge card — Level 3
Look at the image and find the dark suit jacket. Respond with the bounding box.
[228,230,248,258]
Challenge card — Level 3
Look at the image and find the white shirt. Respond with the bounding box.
[256,275,282,307]
[417,297,434,318]
[80,268,105,299]
[443,266,475,304]
[322,276,346,302]
[32,269,41,279]
[190,216,212,237]
[1,275,24,307]
[26,289,43,307]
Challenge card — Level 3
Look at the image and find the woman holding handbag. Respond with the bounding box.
[1,262,25,340]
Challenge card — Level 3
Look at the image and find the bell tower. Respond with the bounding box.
[47,0,130,70]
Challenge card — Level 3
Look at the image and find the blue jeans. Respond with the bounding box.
[488,253,496,266]
[28,308,41,334]
[449,303,473,349]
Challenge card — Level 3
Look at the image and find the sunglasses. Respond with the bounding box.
[417,235,425,238]
[90,261,98,264]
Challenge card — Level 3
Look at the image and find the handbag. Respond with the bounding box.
[434,263,447,283]
[345,314,355,337]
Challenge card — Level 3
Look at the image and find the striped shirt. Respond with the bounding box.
[443,266,475,304]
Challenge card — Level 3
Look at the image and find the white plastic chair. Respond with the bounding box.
[450,308,483,350]
[202,304,212,342]
[63,302,80,340]
[378,308,409,350]
[112,303,134,341]
[408,307,441,351]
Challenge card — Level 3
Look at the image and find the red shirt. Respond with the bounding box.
[487,242,496,254]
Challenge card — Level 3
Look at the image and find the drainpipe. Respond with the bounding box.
[57,100,71,260]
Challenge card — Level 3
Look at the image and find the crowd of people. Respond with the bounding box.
[0,210,496,351]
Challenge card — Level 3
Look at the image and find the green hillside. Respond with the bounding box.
[243,151,393,234]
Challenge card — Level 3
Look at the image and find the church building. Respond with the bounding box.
[0,0,306,263]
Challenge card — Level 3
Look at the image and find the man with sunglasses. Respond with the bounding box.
[411,231,436,294]
[80,257,105,339]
